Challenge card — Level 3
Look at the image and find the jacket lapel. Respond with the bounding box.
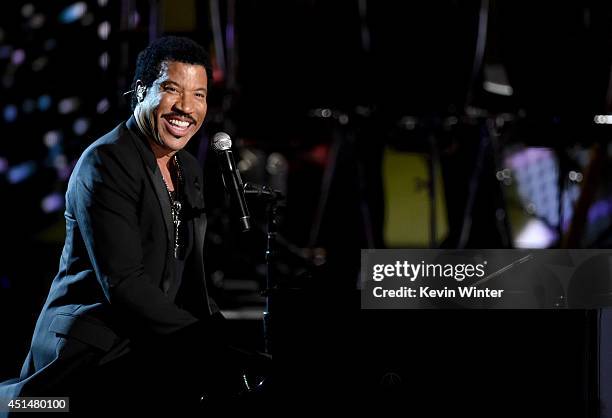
[176,151,211,316]
[176,152,205,216]
[176,152,206,255]
[125,116,173,249]
[147,165,174,248]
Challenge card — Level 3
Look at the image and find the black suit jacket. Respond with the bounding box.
[6,116,217,399]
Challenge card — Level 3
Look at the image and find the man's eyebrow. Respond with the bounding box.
[162,80,207,92]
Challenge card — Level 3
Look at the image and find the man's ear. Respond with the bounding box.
[135,80,147,103]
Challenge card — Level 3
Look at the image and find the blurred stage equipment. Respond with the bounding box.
[482,3,612,412]
[306,107,376,251]
[363,0,513,248]
[483,1,612,250]
[366,0,612,250]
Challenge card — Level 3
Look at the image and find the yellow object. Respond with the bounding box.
[161,0,197,32]
[382,147,448,247]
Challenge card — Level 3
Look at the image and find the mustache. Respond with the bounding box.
[162,111,196,125]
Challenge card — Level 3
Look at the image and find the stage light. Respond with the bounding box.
[506,147,582,231]
[37,95,51,111]
[21,4,34,18]
[97,0,108,6]
[32,56,47,72]
[59,2,87,24]
[96,98,109,114]
[483,81,513,96]
[99,52,109,69]
[7,161,36,184]
[496,168,512,185]
[526,202,536,215]
[58,97,80,114]
[569,171,581,182]
[588,198,612,224]
[11,49,25,66]
[41,192,64,213]
[514,218,557,249]
[43,131,62,148]
[3,105,17,122]
[97,21,110,40]
[73,118,89,135]
[594,115,612,124]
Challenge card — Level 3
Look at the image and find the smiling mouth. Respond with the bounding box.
[162,116,195,137]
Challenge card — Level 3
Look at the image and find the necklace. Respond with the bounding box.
[161,155,183,258]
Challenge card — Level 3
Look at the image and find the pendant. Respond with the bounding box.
[172,200,182,258]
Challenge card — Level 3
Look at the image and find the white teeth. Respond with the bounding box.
[168,119,189,127]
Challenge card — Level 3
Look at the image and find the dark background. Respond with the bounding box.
[1,0,612,414]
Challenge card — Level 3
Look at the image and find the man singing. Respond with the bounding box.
[1,36,260,415]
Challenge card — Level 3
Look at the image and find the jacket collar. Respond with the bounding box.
[126,115,157,173]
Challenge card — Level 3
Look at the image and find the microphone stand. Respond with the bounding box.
[243,183,285,355]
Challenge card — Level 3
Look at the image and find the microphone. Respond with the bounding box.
[212,132,251,232]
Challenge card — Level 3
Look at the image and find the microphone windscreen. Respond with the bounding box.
[212,132,232,152]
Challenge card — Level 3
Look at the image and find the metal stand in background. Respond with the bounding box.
[457,113,513,249]
[307,109,375,250]
[243,183,285,355]
[455,120,491,249]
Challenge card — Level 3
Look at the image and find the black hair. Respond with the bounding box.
[130,36,212,110]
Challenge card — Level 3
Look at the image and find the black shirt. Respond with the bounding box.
[165,186,194,302]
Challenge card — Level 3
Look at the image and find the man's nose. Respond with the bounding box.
[175,93,195,115]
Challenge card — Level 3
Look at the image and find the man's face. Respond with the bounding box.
[140,60,208,153]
